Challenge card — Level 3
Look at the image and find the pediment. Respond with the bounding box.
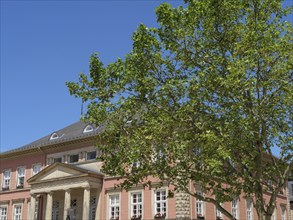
[28,162,89,183]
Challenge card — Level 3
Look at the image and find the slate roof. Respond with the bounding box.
[1,121,103,155]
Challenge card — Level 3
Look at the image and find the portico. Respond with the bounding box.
[27,162,103,220]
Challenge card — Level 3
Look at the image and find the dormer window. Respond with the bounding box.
[83,125,94,133]
[50,133,59,140]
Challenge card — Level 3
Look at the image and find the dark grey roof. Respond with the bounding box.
[1,121,103,155]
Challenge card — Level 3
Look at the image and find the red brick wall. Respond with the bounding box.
[0,152,45,219]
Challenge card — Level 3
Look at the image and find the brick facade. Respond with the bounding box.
[0,121,291,220]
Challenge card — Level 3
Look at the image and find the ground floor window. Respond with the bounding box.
[281,206,286,220]
[0,206,7,220]
[196,191,204,217]
[90,197,96,220]
[215,203,223,219]
[109,194,119,220]
[13,205,22,220]
[131,192,142,219]
[246,198,253,220]
[231,198,239,219]
[52,201,60,220]
[155,189,167,219]
[70,199,77,220]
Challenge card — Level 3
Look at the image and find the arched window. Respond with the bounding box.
[50,133,59,140]
[83,125,94,133]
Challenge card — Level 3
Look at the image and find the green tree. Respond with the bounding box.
[67,0,292,219]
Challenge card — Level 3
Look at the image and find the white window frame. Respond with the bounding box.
[130,191,143,219]
[246,198,253,220]
[16,167,25,188]
[50,133,59,140]
[0,205,8,220]
[32,164,42,176]
[281,205,286,220]
[231,198,239,219]
[2,170,11,189]
[215,203,223,219]
[196,191,204,217]
[109,194,120,220]
[83,125,94,133]
[13,204,22,220]
[154,188,167,218]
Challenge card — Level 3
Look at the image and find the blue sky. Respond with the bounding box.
[0,0,184,152]
[0,0,292,152]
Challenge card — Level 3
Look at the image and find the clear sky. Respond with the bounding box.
[1,0,292,153]
[0,0,185,152]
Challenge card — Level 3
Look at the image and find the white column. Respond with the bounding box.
[63,189,71,220]
[95,188,102,220]
[82,187,90,220]
[78,152,83,162]
[45,192,53,220]
[29,194,36,220]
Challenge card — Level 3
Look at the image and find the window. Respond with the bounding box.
[246,198,253,220]
[54,157,62,163]
[0,206,7,220]
[155,189,167,218]
[87,151,97,160]
[196,191,204,217]
[216,203,223,219]
[267,180,273,189]
[2,170,11,190]
[132,161,141,173]
[131,192,142,218]
[13,205,22,220]
[281,206,286,220]
[16,167,25,188]
[50,133,59,140]
[90,197,97,220]
[69,154,79,163]
[231,198,239,219]
[109,195,119,220]
[84,125,94,133]
[69,199,77,220]
[32,164,42,176]
[52,201,59,220]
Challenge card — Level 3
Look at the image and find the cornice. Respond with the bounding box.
[0,148,42,160]
[0,135,97,160]
[40,135,97,153]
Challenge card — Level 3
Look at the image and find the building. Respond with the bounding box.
[289,180,293,220]
[0,121,291,220]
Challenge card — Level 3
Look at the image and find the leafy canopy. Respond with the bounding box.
[67,0,292,219]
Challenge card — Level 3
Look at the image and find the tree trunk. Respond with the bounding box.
[256,206,265,220]
[265,214,273,220]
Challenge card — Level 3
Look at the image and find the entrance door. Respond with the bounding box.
[52,201,60,220]
[69,199,77,220]
[90,197,96,220]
